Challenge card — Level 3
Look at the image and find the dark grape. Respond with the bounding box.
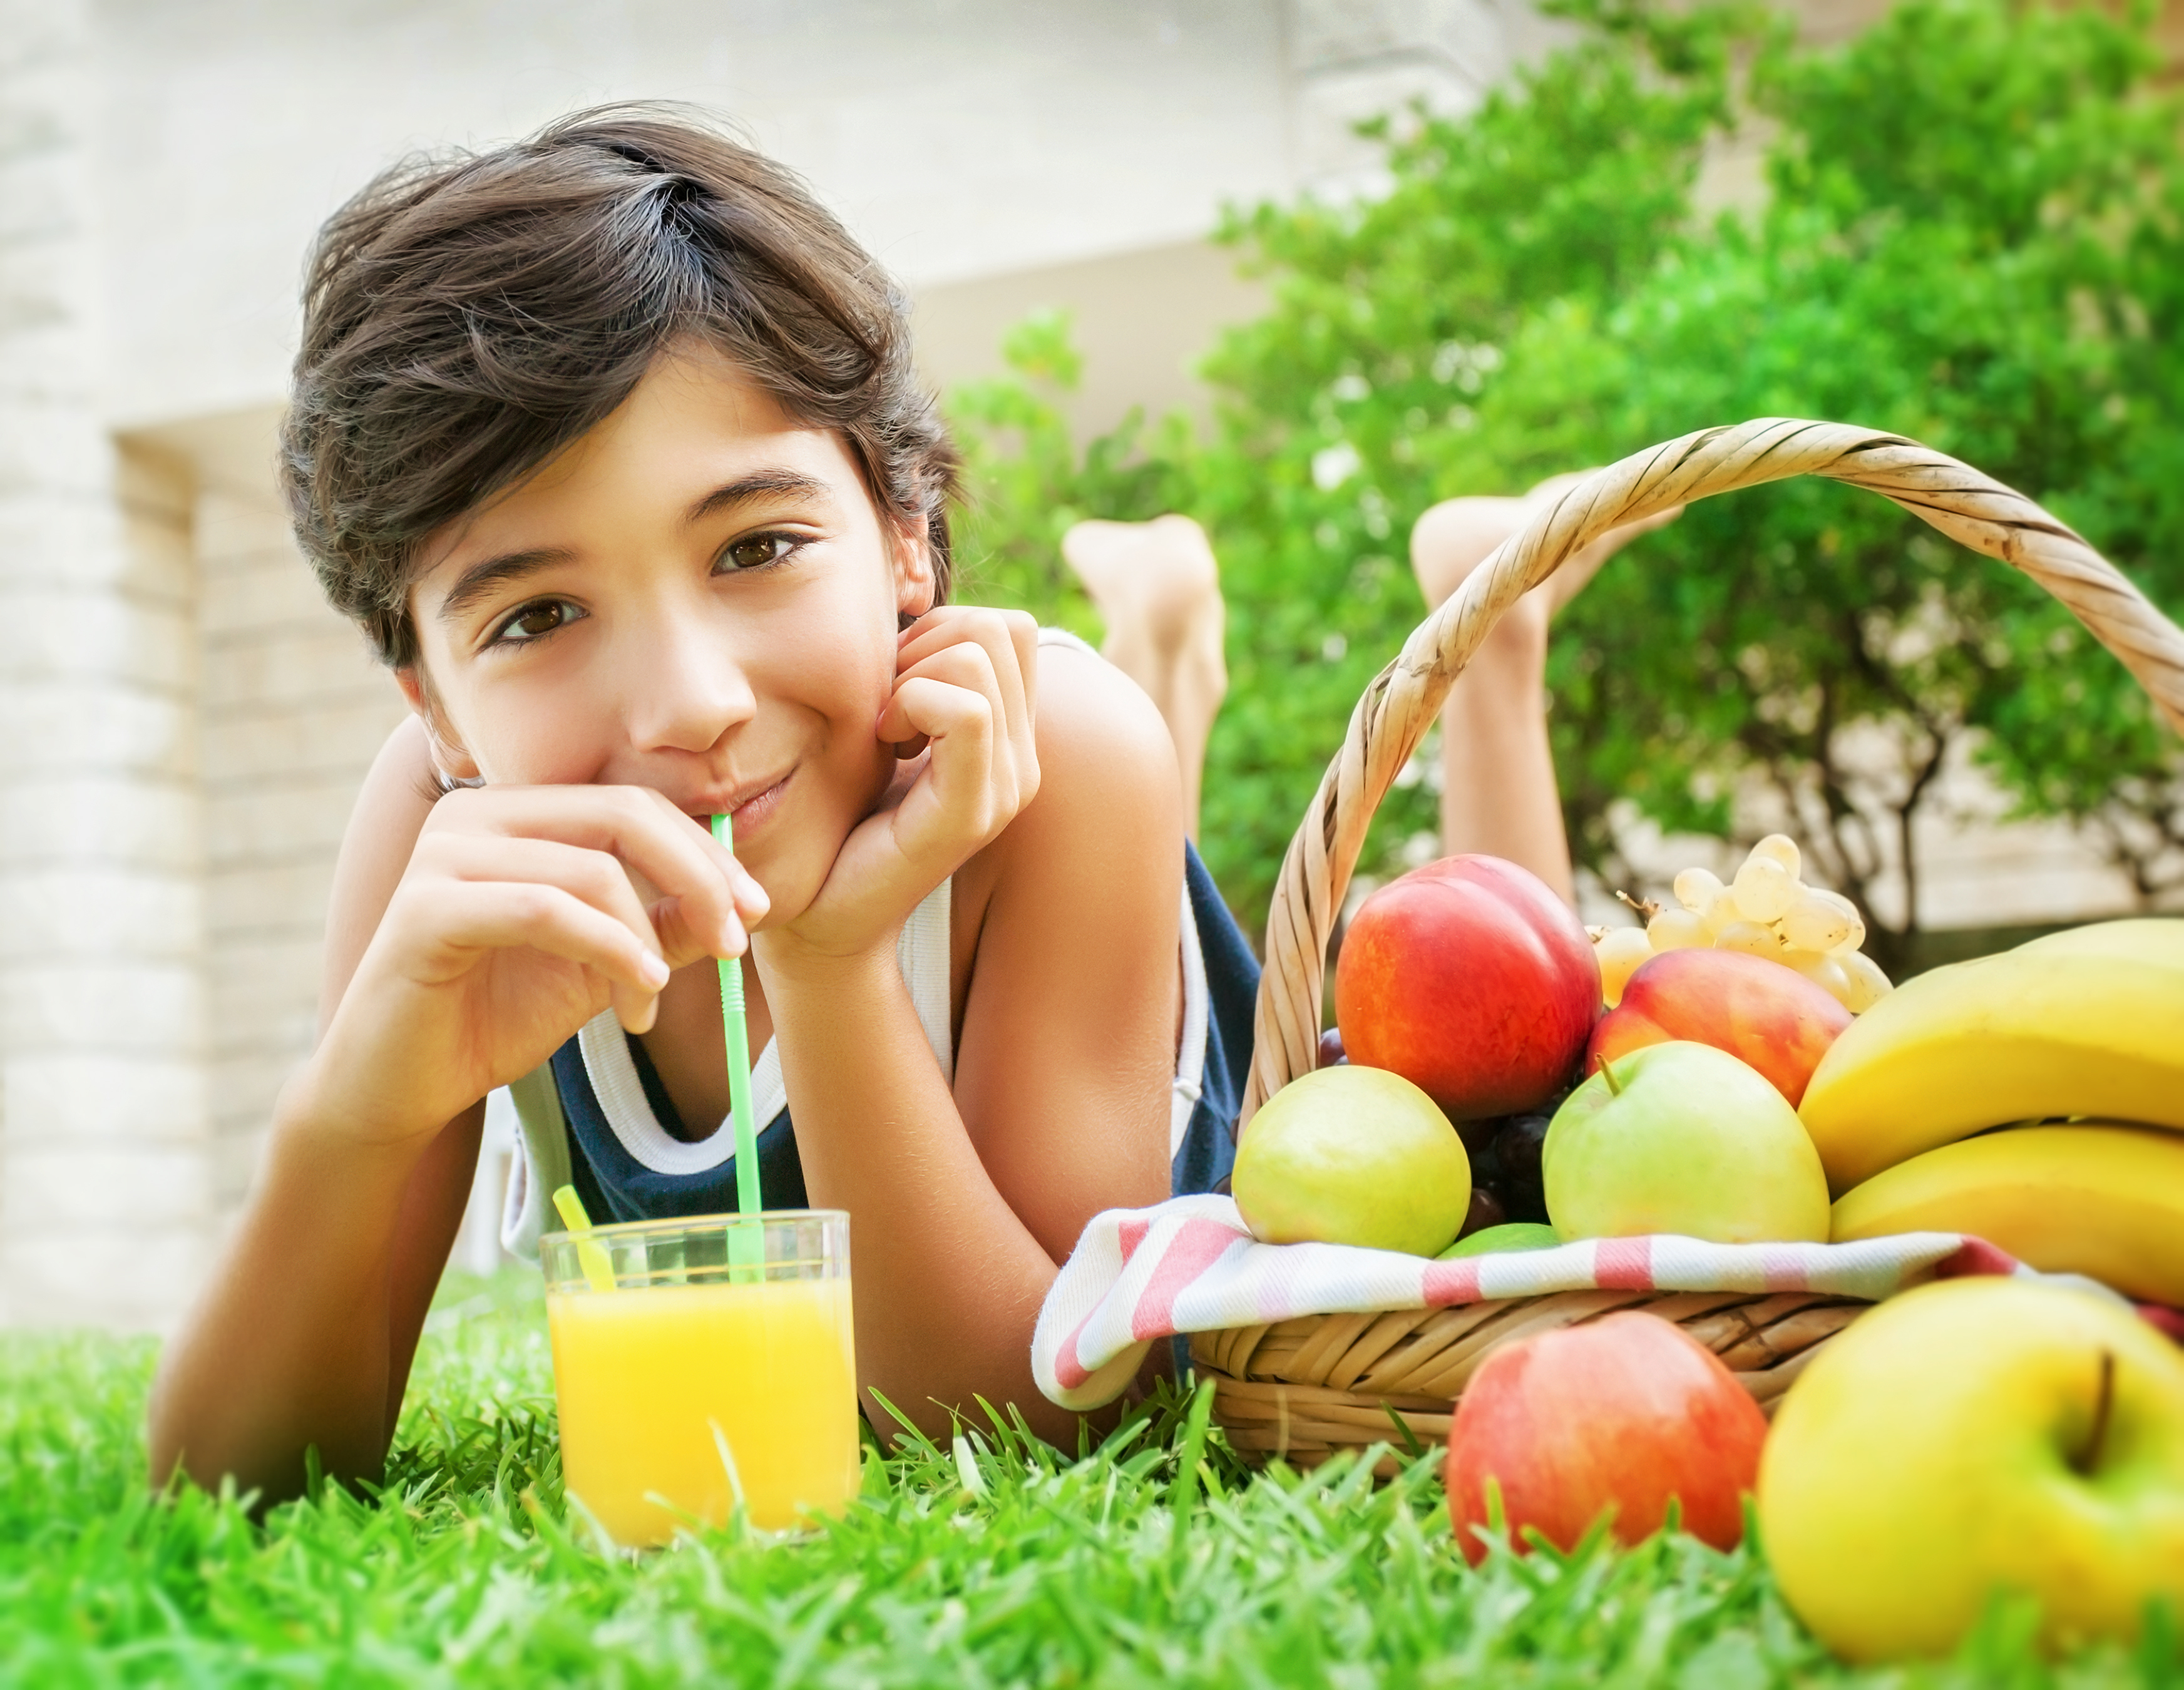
[1455,1184,1507,1241]
[1452,1112,1504,1156]
[1316,1028,1348,1069]
[1492,1112,1554,1226]
[1452,1114,1504,1187]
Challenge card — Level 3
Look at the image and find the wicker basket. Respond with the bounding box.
[1193,417,2184,1471]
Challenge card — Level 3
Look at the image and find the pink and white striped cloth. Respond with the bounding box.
[1032,1193,2030,1410]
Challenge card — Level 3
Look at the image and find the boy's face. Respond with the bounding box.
[403,343,932,926]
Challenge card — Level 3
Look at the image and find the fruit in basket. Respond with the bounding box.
[1798,919,2184,1192]
[1488,1111,1554,1226]
[1592,924,1654,1008]
[1830,1124,2184,1306]
[1234,1065,1472,1256]
[1438,1221,1562,1259]
[1455,1185,1507,1240]
[1543,1042,1830,1244]
[1445,1311,1766,1562]
[1586,949,1851,1108]
[1758,1277,2184,1662]
[1592,834,1894,1014]
[1335,855,1599,1120]
[2017,914,2184,968]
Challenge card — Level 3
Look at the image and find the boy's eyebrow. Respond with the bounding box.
[684,469,834,526]
[436,547,578,623]
[434,471,833,625]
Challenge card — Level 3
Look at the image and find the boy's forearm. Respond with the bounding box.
[147,1093,466,1502]
[759,945,1079,1445]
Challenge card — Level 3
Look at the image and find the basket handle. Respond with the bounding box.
[1241,417,2184,1124]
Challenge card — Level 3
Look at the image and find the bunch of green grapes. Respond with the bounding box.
[1591,835,1894,1013]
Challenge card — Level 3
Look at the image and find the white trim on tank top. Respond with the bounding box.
[575,878,953,1175]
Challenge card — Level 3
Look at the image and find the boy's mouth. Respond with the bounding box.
[695,769,792,837]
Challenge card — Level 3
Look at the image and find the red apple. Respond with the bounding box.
[1587,948,1851,1108]
[1335,855,1599,1120]
[1444,1310,1767,1563]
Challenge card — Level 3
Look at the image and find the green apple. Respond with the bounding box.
[1542,1040,1829,1243]
[1438,1222,1563,1259]
[1234,1065,1471,1256]
[1759,1277,2184,1661]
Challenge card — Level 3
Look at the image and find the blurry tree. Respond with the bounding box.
[948,0,2184,963]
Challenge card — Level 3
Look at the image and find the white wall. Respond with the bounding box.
[91,0,1298,431]
[1,1,214,1325]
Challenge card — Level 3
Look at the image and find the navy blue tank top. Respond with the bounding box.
[549,841,1256,1222]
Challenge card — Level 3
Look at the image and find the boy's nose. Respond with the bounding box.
[618,613,757,755]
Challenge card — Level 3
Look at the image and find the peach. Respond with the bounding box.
[1586,948,1851,1107]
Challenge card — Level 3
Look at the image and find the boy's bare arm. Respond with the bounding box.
[762,617,1179,1444]
[148,719,463,1498]
[148,719,767,1500]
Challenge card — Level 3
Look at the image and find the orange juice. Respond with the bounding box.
[547,1273,858,1544]
[541,1211,859,1547]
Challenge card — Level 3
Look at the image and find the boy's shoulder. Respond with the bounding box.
[964,627,1184,903]
[1028,634,1180,816]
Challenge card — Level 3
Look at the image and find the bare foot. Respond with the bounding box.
[1062,515,1229,841]
[1519,469,1683,618]
[1409,473,1683,902]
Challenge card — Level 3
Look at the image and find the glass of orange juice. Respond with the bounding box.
[541,1209,858,1547]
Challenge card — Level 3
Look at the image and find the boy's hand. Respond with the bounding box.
[767,607,1041,967]
[293,785,767,1150]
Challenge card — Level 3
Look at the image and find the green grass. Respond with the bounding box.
[0,1274,2168,1687]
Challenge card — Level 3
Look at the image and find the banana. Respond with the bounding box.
[2013,916,2184,969]
[1830,1124,2184,1306]
[1798,933,2184,1193]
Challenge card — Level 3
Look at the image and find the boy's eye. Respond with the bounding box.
[491,600,578,645]
[718,532,797,573]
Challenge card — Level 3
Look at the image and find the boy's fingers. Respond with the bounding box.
[428,786,754,955]
[420,832,747,976]
[894,632,1035,774]
[896,608,1037,751]
[420,832,672,961]
[883,676,1019,851]
[889,615,1042,836]
[648,893,748,967]
[402,879,671,1001]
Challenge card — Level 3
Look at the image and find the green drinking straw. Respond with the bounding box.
[712,813,764,1274]
[553,1183,617,1293]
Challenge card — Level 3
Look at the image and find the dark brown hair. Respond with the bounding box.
[282,105,958,668]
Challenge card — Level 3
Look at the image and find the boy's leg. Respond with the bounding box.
[1061,515,1228,841]
[1410,474,1681,903]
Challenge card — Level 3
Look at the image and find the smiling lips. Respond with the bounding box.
[695,769,791,837]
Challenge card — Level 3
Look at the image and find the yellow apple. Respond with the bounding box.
[1758,1277,2184,1662]
[1234,1065,1470,1256]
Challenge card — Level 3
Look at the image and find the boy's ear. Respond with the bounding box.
[890,511,936,622]
[394,667,483,784]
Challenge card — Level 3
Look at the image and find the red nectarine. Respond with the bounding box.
[1335,855,1598,1120]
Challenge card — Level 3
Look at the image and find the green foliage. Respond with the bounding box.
[947,309,1198,651]
[4,1291,2175,1684]
[948,0,2184,954]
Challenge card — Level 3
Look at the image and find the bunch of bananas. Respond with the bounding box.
[1800,920,2184,1305]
